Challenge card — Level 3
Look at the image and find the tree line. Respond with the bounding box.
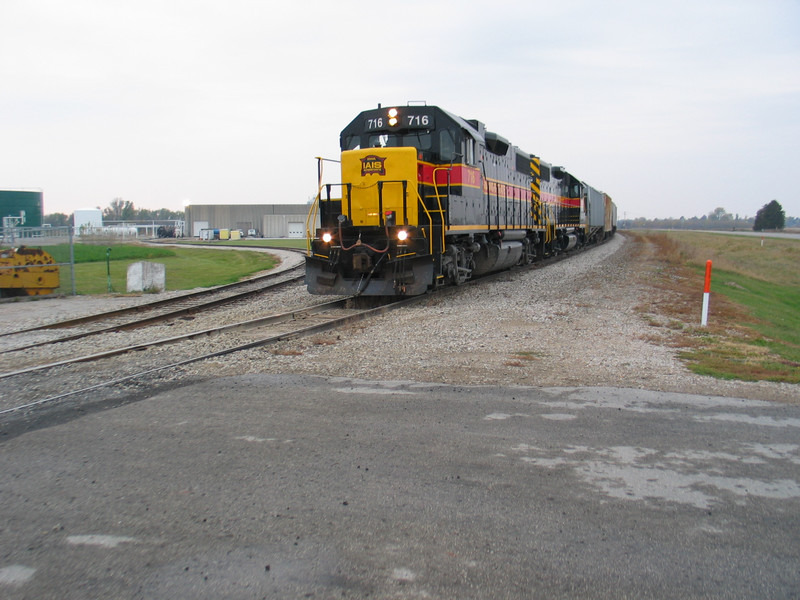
[44,198,793,232]
[44,198,184,227]
[620,200,793,231]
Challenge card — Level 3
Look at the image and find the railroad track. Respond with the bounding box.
[0,245,308,336]
[0,294,418,420]
[0,265,305,355]
[0,240,607,426]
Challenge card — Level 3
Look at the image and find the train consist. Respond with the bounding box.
[305,104,616,296]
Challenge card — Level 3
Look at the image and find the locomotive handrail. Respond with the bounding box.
[415,190,445,256]
[431,167,450,252]
[305,192,321,254]
[305,158,326,253]
[372,179,409,226]
[432,167,451,204]
[305,185,352,253]
[542,201,555,244]
[306,157,344,254]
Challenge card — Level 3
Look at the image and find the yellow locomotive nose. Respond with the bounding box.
[340,147,419,227]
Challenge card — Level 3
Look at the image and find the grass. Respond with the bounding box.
[504,350,546,367]
[630,231,800,383]
[46,244,177,264]
[39,243,280,295]
[166,238,308,250]
[663,232,800,287]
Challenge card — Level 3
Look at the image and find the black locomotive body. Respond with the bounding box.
[305,104,616,296]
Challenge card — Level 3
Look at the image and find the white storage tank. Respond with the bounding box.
[73,208,103,233]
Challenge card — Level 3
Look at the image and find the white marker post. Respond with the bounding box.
[701,260,712,326]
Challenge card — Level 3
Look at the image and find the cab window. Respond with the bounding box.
[439,129,456,162]
[463,134,475,165]
[367,132,432,151]
[343,135,361,150]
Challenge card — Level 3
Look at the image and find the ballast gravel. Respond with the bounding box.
[1,237,796,405]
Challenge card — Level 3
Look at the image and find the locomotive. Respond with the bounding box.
[305,103,616,296]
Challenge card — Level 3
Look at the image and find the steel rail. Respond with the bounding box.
[0,295,417,415]
[1,271,301,336]
[0,297,353,379]
[0,272,305,355]
[0,239,612,416]
[0,259,305,338]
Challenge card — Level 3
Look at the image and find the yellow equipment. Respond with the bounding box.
[0,246,60,296]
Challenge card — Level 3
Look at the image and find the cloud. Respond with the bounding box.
[1,0,798,218]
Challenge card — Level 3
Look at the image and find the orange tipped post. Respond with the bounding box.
[701,260,712,326]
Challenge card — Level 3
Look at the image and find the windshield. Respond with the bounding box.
[367,132,432,151]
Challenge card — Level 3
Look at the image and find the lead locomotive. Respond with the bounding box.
[305,104,616,296]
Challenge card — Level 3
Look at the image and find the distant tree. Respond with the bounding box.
[136,207,184,221]
[709,207,732,220]
[43,213,71,227]
[753,200,785,231]
[103,198,136,221]
[99,199,184,222]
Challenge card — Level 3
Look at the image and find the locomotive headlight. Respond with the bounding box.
[397,229,408,242]
[321,232,333,243]
[388,107,399,127]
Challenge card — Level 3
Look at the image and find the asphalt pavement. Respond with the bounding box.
[1,375,798,598]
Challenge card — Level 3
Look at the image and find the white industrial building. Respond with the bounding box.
[183,204,316,238]
[73,208,104,231]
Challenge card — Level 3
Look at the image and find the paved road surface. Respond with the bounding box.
[1,375,798,598]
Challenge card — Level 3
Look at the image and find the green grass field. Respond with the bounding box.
[167,238,308,250]
[47,244,177,264]
[639,231,800,383]
[44,242,281,295]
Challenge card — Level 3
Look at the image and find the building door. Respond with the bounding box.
[287,222,304,238]
[193,221,209,237]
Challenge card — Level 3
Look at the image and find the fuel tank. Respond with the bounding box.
[471,241,523,276]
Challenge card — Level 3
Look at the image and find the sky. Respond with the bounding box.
[2,0,798,221]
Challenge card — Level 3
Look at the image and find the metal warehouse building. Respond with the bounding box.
[183,204,316,238]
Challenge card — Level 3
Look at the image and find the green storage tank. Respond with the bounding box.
[1,190,44,228]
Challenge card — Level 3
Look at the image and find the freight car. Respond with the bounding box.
[306,104,616,296]
[0,246,60,297]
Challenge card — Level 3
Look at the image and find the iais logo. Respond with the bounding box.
[360,154,387,176]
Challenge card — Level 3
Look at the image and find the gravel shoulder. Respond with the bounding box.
[2,238,796,404]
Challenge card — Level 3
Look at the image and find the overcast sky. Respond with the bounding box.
[2,0,798,220]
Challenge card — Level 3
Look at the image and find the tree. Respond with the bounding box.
[136,207,184,221]
[709,207,732,221]
[103,198,136,221]
[43,213,71,227]
[753,200,785,231]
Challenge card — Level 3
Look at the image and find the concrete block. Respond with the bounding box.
[127,261,166,293]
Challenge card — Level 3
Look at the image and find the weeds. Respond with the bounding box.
[630,231,800,383]
[504,350,545,367]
